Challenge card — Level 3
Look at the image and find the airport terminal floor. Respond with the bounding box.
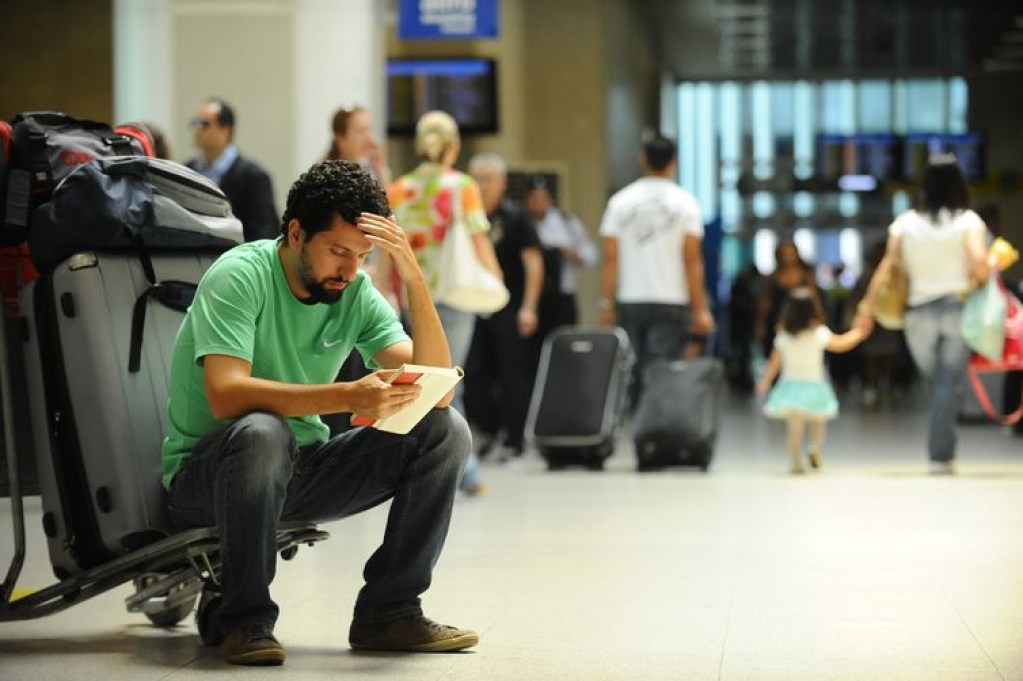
[2,388,1022,680]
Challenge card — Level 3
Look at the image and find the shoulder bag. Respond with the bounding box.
[434,179,509,314]
[965,274,1023,424]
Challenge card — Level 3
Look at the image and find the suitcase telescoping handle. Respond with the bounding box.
[0,303,29,606]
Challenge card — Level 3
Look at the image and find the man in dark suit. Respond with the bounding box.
[186,98,279,242]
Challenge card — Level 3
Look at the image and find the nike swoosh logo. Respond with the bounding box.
[322,339,343,348]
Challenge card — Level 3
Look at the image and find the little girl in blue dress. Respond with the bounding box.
[756,288,872,473]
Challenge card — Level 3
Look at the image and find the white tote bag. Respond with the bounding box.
[434,184,509,314]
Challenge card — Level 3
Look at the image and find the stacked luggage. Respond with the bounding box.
[1,111,243,578]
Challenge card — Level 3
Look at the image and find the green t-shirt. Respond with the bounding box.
[160,239,409,488]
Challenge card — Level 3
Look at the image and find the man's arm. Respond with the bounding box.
[359,212,455,406]
[598,236,619,326]
[683,234,714,335]
[203,354,420,421]
[519,246,543,336]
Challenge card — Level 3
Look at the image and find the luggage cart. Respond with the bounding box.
[0,282,328,642]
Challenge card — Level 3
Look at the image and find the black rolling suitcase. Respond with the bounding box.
[20,250,220,578]
[631,353,725,472]
[526,326,632,470]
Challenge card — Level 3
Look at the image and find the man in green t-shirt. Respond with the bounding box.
[162,160,476,666]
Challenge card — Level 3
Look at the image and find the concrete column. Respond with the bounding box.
[113,0,385,206]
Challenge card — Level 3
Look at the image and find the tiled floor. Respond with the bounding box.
[2,390,1022,680]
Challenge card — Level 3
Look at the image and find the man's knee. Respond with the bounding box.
[230,411,296,478]
[419,407,471,467]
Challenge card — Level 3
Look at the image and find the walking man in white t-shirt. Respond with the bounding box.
[597,134,715,409]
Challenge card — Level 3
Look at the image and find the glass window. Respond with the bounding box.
[751,81,773,179]
[858,80,891,132]
[793,81,816,179]
[793,228,816,263]
[948,77,968,133]
[903,79,946,131]
[820,80,856,134]
[754,229,779,274]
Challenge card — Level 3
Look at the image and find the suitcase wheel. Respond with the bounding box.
[546,457,566,472]
[137,575,200,628]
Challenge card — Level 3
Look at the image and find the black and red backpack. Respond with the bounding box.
[0,111,154,247]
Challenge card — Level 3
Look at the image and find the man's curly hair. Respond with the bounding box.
[280,160,390,239]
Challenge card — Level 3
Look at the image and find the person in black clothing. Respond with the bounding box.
[756,238,819,358]
[186,98,279,242]
[464,153,545,460]
[727,262,763,391]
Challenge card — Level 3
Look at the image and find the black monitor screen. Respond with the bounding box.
[386,58,498,135]
[815,133,900,182]
[902,132,986,182]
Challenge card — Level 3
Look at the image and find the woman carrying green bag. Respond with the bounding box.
[859,156,989,474]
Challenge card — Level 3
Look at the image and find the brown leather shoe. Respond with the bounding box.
[349,614,479,652]
[220,621,286,666]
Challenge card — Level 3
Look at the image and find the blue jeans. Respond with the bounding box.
[616,303,691,411]
[437,302,482,490]
[166,408,471,630]
[902,296,970,463]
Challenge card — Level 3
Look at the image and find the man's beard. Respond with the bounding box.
[299,246,347,305]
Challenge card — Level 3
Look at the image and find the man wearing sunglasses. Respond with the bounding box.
[186,98,279,242]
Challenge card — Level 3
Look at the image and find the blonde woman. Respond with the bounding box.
[384,111,502,495]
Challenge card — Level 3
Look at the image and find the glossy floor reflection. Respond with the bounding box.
[2,391,1022,680]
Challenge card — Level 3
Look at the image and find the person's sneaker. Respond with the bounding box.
[220,621,286,666]
[349,614,478,652]
[474,433,496,459]
[929,460,956,475]
[807,449,821,470]
[497,446,524,465]
[461,480,488,497]
[790,461,806,475]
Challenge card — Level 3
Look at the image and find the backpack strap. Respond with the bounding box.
[128,279,197,373]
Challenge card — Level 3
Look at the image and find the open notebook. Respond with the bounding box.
[349,364,464,434]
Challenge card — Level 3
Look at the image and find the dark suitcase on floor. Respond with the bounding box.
[20,250,219,578]
[632,356,725,472]
[526,326,632,470]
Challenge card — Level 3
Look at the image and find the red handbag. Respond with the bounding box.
[967,282,1023,424]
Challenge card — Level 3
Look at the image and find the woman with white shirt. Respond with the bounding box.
[860,156,990,474]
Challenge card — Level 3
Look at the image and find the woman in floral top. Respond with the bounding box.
[384,110,502,495]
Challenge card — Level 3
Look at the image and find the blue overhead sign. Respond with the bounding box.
[398,0,499,40]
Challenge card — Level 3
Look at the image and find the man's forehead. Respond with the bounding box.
[316,215,373,249]
[197,102,220,120]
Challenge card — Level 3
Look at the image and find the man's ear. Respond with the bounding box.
[286,218,304,247]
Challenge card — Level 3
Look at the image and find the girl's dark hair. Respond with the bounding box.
[779,287,824,335]
[916,155,970,220]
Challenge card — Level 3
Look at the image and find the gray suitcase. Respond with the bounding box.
[21,250,218,578]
